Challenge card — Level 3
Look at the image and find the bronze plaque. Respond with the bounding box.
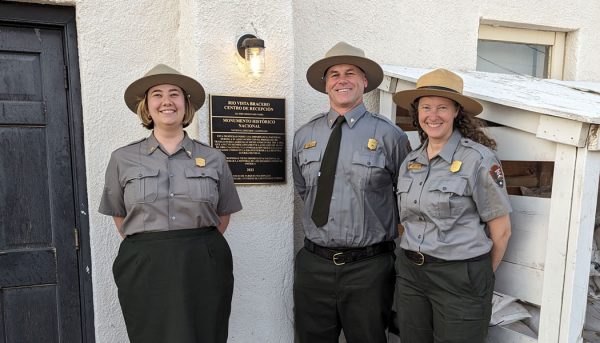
[209,95,286,184]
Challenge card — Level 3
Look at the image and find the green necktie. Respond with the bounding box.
[312,115,345,227]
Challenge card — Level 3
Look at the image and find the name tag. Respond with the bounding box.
[304,140,317,149]
[408,162,422,170]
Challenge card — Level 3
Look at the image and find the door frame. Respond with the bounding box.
[0,2,95,342]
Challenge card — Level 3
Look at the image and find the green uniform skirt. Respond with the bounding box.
[113,227,233,343]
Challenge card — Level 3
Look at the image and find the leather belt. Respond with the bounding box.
[304,239,396,266]
[404,249,488,266]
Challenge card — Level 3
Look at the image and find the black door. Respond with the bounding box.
[0,3,93,343]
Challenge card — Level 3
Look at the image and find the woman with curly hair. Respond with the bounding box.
[392,68,512,343]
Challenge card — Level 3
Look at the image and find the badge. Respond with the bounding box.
[304,140,317,149]
[408,162,422,170]
[195,157,206,167]
[450,160,462,173]
[367,138,378,150]
[489,164,505,187]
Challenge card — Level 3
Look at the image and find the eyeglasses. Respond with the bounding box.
[418,105,456,115]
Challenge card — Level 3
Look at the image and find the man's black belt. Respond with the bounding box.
[404,249,488,266]
[304,238,396,266]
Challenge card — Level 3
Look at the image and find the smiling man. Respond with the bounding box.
[292,42,410,343]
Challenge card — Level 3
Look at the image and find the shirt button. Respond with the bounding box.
[419,181,423,185]
[419,217,423,221]
[169,193,174,197]
[442,186,447,190]
[171,216,176,220]
[138,173,142,177]
[367,162,371,166]
[304,158,307,162]
[418,235,422,239]
[413,200,417,204]
[168,156,173,160]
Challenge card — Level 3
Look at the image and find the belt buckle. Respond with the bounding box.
[413,251,425,266]
[332,252,345,266]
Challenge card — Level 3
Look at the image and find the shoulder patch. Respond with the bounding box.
[489,164,505,187]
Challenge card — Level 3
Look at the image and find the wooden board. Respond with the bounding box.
[538,144,577,342]
[489,127,557,162]
[495,261,544,306]
[559,149,600,342]
[504,196,550,270]
[487,325,538,343]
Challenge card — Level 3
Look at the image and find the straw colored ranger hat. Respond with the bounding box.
[306,41,384,94]
[124,64,206,113]
[392,68,483,115]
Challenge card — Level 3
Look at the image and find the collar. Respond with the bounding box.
[326,103,367,129]
[411,129,462,165]
[437,129,462,164]
[144,131,194,158]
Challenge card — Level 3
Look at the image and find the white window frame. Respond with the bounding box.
[478,24,566,80]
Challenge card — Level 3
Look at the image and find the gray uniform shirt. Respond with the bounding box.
[293,103,410,248]
[397,129,511,260]
[99,132,242,236]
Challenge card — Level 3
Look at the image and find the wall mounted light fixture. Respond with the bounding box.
[237,34,265,77]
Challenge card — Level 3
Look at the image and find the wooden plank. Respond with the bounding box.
[378,90,396,123]
[538,143,577,343]
[588,124,600,151]
[559,149,600,343]
[494,261,544,306]
[479,102,541,135]
[487,325,538,343]
[504,196,550,269]
[536,115,590,147]
[377,75,397,93]
[489,127,556,161]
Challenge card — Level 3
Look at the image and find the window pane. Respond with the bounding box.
[477,40,549,78]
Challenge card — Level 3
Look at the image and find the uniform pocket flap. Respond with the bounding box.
[122,168,159,183]
[352,151,386,168]
[428,177,467,195]
[396,178,413,193]
[185,167,219,181]
[298,149,322,166]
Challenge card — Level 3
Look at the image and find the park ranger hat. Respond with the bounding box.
[392,68,483,115]
[306,41,384,94]
[124,64,206,113]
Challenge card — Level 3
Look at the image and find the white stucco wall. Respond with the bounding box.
[7,0,600,342]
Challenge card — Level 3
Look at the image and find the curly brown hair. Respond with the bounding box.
[410,99,496,150]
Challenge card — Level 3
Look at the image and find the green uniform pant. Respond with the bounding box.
[113,228,233,343]
[294,248,396,343]
[394,250,494,343]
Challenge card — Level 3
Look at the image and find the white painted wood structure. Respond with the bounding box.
[378,66,600,343]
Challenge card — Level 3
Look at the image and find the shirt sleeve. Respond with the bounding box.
[392,131,411,188]
[472,155,512,222]
[216,155,242,216]
[292,133,307,201]
[98,151,127,217]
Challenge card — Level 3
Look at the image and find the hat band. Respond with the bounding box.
[417,85,461,94]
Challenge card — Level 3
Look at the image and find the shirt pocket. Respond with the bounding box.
[298,148,322,186]
[396,178,413,221]
[351,150,389,189]
[427,177,467,219]
[122,168,159,204]
[185,167,219,205]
